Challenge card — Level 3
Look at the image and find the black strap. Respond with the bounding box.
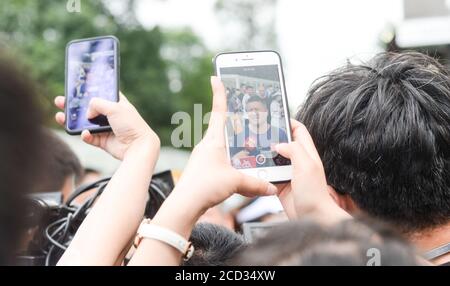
[423,242,450,260]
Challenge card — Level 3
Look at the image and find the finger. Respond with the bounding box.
[81,130,102,148]
[276,141,314,172]
[295,123,322,164]
[205,76,227,141]
[87,97,118,119]
[237,173,279,197]
[54,96,65,110]
[289,118,302,141]
[55,112,65,126]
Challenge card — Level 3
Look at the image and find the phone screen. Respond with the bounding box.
[220,64,290,169]
[66,37,118,133]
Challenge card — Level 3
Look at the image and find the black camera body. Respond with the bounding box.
[16,170,174,266]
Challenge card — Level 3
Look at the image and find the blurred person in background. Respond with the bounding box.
[0,50,45,265]
[73,168,103,205]
[257,83,267,100]
[241,85,254,112]
[80,168,103,186]
[269,94,285,130]
[34,128,83,202]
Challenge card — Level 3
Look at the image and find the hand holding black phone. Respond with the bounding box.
[65,35,119,135]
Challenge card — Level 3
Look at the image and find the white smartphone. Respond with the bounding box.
[214,50,292,183]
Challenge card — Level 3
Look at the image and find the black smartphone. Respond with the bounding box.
[65,35,119,135]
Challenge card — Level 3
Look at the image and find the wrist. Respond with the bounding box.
[171,180,212,213]
[125,131,160,160]
[151,188,206,239]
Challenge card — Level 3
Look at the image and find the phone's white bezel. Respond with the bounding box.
[215,51,292,183]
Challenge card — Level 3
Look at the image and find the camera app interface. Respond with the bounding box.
[66,38,117,131]
[220,65,290,169]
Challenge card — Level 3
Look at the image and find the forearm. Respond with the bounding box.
[128,187,205,266]
[58,141,158,265]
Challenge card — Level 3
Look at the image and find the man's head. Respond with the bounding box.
[297,52,450,233]
[34,129,83,201]
[240,84,246,94]
[246,96,268,126]
[246,85,255,95]
[182,223,245,266]
[258,83,266,98]
[0,50,44,264]
[235,217,423,266]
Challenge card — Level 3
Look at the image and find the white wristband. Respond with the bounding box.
[135,221,194,260]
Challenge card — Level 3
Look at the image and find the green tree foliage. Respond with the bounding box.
[215,0,278,50]
[161,28,213,144]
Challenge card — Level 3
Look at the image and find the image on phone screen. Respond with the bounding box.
[220,65,291,169]
[66,37,118,133]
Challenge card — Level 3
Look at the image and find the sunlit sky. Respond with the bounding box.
[129,0,404,109]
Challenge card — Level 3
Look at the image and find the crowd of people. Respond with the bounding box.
[225,82,289,169]
[0,48,449,266]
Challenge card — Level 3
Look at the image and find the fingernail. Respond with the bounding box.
[266,184,278,195]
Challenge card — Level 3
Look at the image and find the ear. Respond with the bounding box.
[326,185,359,215]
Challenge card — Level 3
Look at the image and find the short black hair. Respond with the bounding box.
[33,129,83,193]
[297,52,450,232]
[234,217,422,266]
[0,50,44,264]
[246,96,267,109]
[182,223,245,266]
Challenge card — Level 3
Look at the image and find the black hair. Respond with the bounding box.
[234,217,422,266]
[0,50,44,265]
[33,129,83,193]
[246,95,268,110]
[297,52,450,233]
[83,168,101,175]
[182,223,245,266]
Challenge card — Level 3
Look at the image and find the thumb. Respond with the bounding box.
[276,142,312,172]
[87,98,118,119]
[205,76,227,142]
[236,173,279,197]
[275,142,296,160]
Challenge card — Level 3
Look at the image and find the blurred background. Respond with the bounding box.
[1,0,449,175]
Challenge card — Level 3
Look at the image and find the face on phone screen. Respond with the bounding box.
[220,65,291,169]
[66,37,118,133]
